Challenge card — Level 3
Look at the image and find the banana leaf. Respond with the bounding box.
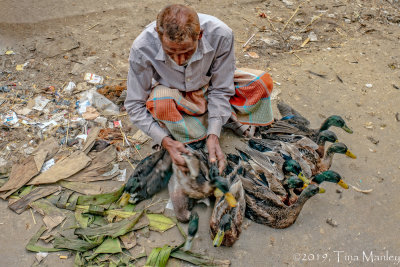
[54,236,104,252]
[77,186,124,205]
[146,245,172,267]
[94,238,122,254]
[146,214,175,233]
[170,250,230,267]
[75,211,143,238]
[26,225,63,252]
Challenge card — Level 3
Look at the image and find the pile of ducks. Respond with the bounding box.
[122,101,356,249]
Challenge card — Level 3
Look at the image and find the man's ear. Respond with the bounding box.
[198,29,204,40]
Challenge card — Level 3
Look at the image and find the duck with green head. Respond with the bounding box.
[183,211,199,251]
[210,160,246,247]
[315,143,356,175]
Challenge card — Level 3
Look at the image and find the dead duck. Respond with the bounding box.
[242,166,321,229]
[168,150,236,223]
[210,160,246,247]
[122,149,172,205]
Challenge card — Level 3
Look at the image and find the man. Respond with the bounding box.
[125,4,274,174]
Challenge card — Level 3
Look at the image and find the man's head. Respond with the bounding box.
[156,4,203,66]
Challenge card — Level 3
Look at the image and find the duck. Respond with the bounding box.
[210,160,246,247]
[239,163,321,228]
[249,138,356,176]
[261,101,353,142]
[168,149,237,223]
[122,149,172,205]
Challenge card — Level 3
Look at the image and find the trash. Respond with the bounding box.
[16,62,29,71]
[2,111,19,126]
[289,35,302,41]
[84,73,104,84]
[40,158,55,173]
[247,52,259,58]
[76,185,124,206]
[117,169,127,182]
[59,255,68,259]
[78,89,120,115]
[63,81,76,95]
[5,50,15,55]
[365,83,373,88]
[35,252,49,263]
[326,218,338,227]
[94,116,108,127]
[82,106,100,120]
[15,107,32,116]
[32,96,50,111]
[308,31,318,42]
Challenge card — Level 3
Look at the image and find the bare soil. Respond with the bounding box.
[1,0,400,266]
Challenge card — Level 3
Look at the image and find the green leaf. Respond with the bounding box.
[146,214,175,233]
[170,250,230,267]
[145,245,172,267]
[54,236,104,252]
[94,238,122,254]
[25,225,63,252]
[75,211,143,238]
[77,186,124,206]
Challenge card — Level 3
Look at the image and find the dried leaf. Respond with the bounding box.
[247,51,259,58]
[94,237,122,254]
[26,225,63,252]
[350,185,373,194]
[76,185,124,205]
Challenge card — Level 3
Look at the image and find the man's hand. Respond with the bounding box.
[207,134,226,174]
[162,136,191,173]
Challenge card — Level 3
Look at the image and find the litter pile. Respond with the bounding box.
[0,73,230,266]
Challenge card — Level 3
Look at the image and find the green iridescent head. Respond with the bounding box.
[313,170,349,189]
[316,130,338,145]
[319,115,353,133]
[286,175,304,189]
[326,143,356,159]
[301,183,320,198]
[283,159,310,185]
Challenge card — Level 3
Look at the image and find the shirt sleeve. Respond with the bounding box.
[124,49,170,145]
[206,33,236,137]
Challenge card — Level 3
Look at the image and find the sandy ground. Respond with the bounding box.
[1,0,400,266]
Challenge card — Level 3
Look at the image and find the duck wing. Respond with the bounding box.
[277,101,310,126]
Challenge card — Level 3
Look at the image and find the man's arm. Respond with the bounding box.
[206,33,236,173]
[125,50,170,145]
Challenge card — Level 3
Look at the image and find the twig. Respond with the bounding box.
[284,49,307,54]
[65,113,71,147]
[134,145,143,159]
[107,62,119,72]
[282,4,302,32]
[30,208,36,225]
[302,13,324,31]
[144,198,168,210]
[86,23,99,31]
[242,33,256,48]
[266,16,278,32]
[105,76,127,81]
[293,53,303,62]
[124,158,136,171]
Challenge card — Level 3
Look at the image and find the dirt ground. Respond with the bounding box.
[1,0,400,266]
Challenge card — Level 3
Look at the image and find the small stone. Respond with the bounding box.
[308,32,318,42]
[367,136,379,145]
[365,83,373,88]
[326,218,338,227]
[290,35,302,41]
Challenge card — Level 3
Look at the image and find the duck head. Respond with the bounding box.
[301,183,321,198]
[313,170,349,189]
[286,175,325,193]
[326,143,356,159]
[316,130,338,145]
[319,115,353,133]
[213,213,232,247]
[283,159,310,185]
[210,162,237,208]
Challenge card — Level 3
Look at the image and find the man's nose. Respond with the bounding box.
[173,54,186,66]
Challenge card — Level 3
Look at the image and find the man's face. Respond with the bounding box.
[160,33,202,66]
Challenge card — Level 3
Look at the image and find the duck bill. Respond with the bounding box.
[213,229,225,247]
[319,187,326,193]
[224,192,237,208]
[214,188,224,198]
[337,179,349,189]
[342,124,353,134]
[298,172,310,185]
[345,150,357,159]
[118,192,131,207]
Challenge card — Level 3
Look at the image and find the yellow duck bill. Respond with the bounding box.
[298,172,311,185]
[345,150,357,159]
[213,229,225,247]
[319,187,326,193]
[337,179,349,189]
[118,192,131,206]
[342,125,353,133]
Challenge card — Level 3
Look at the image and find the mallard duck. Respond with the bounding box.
[183,211,199,251]
[261,101,353,142]
[242,166,321,228]
[311,170,349,190]
[210,161,246,247]
[168,150,236,223]
[122,149,172,205]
